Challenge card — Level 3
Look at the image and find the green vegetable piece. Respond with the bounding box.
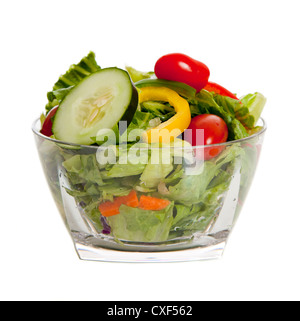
[62,154,103,186]
[135,78,197,99]
[140,149,174,189]
[53,52,101,90]
[125,66,155,83]
[107,203,174,242]
[45,52,101,113]
[190,90,249,140]
[120,110,156,143]
[238,92,267,128]
[167,145,244,206]
[141,101,176,122]
[53,68,138,145]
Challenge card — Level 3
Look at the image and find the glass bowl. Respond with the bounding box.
[32,118,266,262]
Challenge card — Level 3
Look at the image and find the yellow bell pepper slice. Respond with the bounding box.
[139,87,191,144]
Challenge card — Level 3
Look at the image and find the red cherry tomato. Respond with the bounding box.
[154,53,210,92]
[184,114,228,160]
[204,81,239,100]
[40,105,59,137]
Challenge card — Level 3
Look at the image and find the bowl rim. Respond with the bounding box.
[32,117,267,150]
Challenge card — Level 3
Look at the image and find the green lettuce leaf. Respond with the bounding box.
[125,66,155,83]
[170,182,229,236]
[213,91,266,129]
[139,149,174,189]
[167,161,217,205]
[189,90,249,140]
[120,110,157,143]
[212,93,240,117]
[91,124,120,145]
[62,153,103,186]
[238,92,267,128]
[166,144,244,206]
[169,146,243,237]
[107,162,147,178]
[107,202,174,242]
[141,101,176,122]
[105,143,150,178]
[45,51,101,113]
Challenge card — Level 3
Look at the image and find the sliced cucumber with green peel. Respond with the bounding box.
[53,67,138,145]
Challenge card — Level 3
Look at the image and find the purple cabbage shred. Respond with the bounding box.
[100,216,111,235]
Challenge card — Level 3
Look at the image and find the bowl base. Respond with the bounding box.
[73,240,226,263]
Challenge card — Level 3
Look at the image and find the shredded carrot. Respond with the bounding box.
[138,195,171,211]
[99,190,139,217]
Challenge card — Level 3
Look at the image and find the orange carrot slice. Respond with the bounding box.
[116,190,139,208]
[99,190,139,217]
[98,201,120,217]
[138,195,170,211]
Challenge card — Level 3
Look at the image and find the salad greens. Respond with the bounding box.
[45,52,101,113]
[59,141,248,241]
[107,203,174,242]
[41,51,266,244]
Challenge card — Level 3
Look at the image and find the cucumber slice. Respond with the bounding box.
[52,68,138,145]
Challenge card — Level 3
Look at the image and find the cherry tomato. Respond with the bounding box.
[40,105,59,137]
[184,114,228,160]
[154,53,210,92]
[204,81,239,100]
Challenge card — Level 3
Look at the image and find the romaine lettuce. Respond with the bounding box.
[211,91,266,129]
[120,110,156,143]
[125,66,155,83]
[141,101,176,122]
[45,52,101,113]
[62,153,103,186]
[140,149,174,188]
[170,182,229,236]
[238,92,267,128]
[107,203,174,242]
[188,90,249,140]
[169,146,243,236]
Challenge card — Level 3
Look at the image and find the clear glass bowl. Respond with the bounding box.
[32,118,266,262]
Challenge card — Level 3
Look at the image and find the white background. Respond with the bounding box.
[1,0,299,301]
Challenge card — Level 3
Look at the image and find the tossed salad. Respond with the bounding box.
[39,52,266,243]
